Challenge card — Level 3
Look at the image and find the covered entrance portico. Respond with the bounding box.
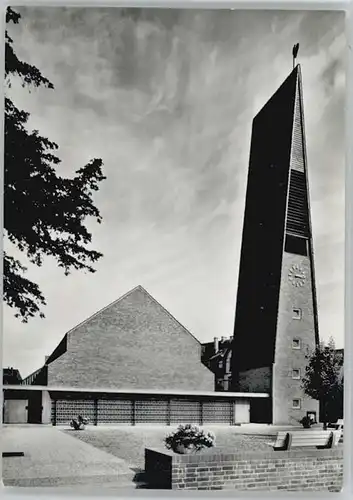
[4,385,269,426]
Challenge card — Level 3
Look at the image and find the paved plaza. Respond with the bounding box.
[2,423,279,488]
[2,423,342,490]
[2,425,137,488]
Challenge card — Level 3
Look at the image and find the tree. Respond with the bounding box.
[302,337,344,429]
[4,7,106,322]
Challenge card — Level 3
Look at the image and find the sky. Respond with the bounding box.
[3,8,345,378]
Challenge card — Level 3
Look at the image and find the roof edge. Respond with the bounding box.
[3,384,270,398]
[137,285,203,346]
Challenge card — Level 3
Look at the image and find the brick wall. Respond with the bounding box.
[145,447,343,491]
[47,286,214,391]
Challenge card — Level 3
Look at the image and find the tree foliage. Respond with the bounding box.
[302,337,343,425]
[4,7,106,322]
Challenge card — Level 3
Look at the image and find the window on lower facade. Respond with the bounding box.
[292,369,301,380]
[292,398,301,409]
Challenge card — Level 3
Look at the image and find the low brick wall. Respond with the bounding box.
[145,447,343,491]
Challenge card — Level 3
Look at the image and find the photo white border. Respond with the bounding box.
[0,1,351,499]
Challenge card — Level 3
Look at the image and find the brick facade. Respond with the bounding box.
[201,337,233,390]
[47,286,214,391]
[145,447,343,491]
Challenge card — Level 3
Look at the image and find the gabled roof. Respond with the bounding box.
[44,285,201,367]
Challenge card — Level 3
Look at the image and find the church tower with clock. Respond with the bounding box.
[231,62,320,424]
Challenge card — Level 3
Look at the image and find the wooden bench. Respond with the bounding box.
[273,430,341,451]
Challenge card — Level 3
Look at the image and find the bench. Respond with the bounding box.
[328,419,344,443]
[337,419,344,429]
[328,419,343,430]
[273,430,341,451]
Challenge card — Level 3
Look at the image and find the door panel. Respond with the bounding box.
[4,400,28,423]
[234,400,250,423]
[27,391,43,424]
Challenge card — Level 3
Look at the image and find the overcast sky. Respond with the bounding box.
[3,8,345,378]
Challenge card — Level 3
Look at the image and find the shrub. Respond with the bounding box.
[164,424,216,453]
[300,416,312,428]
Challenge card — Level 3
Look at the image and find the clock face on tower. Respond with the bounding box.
[288,264,306,287]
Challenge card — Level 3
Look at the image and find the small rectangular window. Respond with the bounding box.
[292,399,301,409]
[293,308,302,320]
[292,338,301,350]
[292,369,301,380]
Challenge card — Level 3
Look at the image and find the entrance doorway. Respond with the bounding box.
[250,398,272,423]
[27,391,43,424]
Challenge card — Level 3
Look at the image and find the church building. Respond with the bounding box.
[4,286,267,426]
[3,58,321,428]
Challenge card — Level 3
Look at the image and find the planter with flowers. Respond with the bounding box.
[164,424,216,454]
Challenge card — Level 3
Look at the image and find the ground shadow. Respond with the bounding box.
[131,467,153,489]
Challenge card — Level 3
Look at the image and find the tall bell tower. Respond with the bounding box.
[231,63,320,424]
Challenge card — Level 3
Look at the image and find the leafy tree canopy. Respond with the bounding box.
[4,7,106,322]
[302,337,343,425]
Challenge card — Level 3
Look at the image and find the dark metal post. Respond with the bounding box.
[132,399,136,426]
[94,399,98,426]
[167,398,171,426]
[52,399,57,426]
[231,400,235,426]
[200,400,204,426]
